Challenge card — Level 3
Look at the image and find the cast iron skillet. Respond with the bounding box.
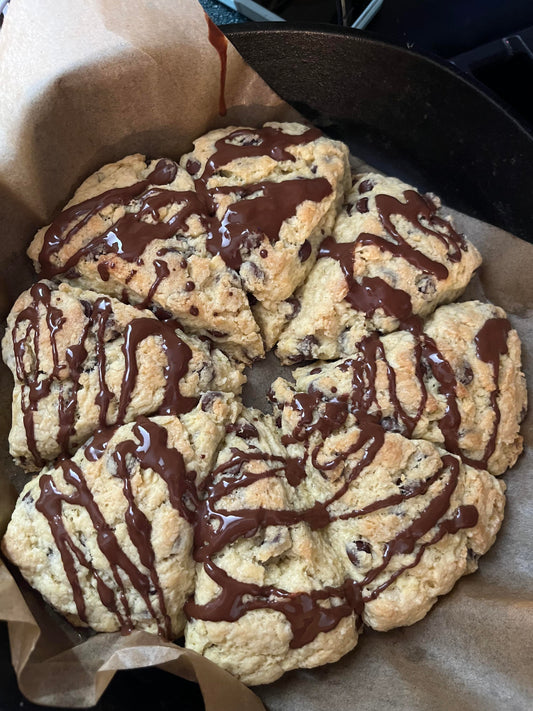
[2,24,533,711]
[226,23,533,244]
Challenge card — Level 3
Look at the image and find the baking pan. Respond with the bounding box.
[1,23,532,711]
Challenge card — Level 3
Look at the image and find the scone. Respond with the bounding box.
[181,122,350,348]
[276,173,482,362]
[185,409,358,685]
[2,393,241,638]
[291,301,526,475]
[27,154,263,363]
[269,377,505,632]
[2,280,246,470]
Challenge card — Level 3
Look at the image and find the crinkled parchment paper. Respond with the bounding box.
[0,0,531,709]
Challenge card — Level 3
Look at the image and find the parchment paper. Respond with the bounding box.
[0,1,531,709]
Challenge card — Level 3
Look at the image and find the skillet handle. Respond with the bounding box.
[451,25,533,74]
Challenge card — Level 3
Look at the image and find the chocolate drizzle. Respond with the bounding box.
[38,159,179,278]
[12,284,197,464]
[186,395,478,647]
[317,185,469,320]
[474,318,511,466]
[36,417,198,636]
[318,237,413,321]
[205,15,228,116]
[206,178,331,271]
[308,314,512,471]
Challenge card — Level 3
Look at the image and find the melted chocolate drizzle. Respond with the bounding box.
[205,15,228,116]
[36,418,198,636]
[186,392,478,647]
[12,284,197,463]
[313,315,511,471]
[317,185,468,321]
[36,127,330,307]
[318,237,413,321]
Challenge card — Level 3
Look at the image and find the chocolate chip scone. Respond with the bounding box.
[2,280,246,471]
[2,393,241,638]
[269,377,505,632]
[291,301,526,475]
[185,409,358,685]
[276,173,482,363]
[26,154,263,363]
[181,122,350,348]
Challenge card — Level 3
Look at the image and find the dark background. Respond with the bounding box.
[2,1,533,709]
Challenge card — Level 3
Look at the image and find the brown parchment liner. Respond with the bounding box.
[0,0,531,708]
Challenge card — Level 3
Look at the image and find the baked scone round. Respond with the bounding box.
[276,173,482,363]
[2,393,241,637]
[1,123,525,689]
[2,280,245,470]
[291,300,527,475]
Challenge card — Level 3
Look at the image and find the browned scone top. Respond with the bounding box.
[292,301,527,476]
[276,172,483,363]
[2,280,245,470]
[180,122,350,349]
[2,393,241,638]
[26,153,264,363]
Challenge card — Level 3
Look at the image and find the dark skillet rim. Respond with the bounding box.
[222,21,533,140]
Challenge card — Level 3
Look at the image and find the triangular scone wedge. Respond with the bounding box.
[276,173,482,363]
[185,409,358,686]
[269,377,505,633]
[2,393,241,639]
[2,281,246,471]
[27,154,263,363]
[181,122,350,348]
[292,301,526,476]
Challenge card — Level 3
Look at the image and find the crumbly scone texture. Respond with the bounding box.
[2,280,246,471]
[181,122,350,348]
[185,409,358,685]
[269,377,505,632]
[2,394,241,638]
[26,154,264,363]
[276,172,483,363]
[292,300,526,475]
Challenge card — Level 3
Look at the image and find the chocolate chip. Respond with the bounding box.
[298,334,318,359]
[380,416,402,433]
[356,197,369,213]
[189,306,199,316]
[80,300,93,318]
[416,274,437,296]
[358,179,375,194]
[63,268,81,280]
[457,363,474,386]
[201,391,222,412]
[260,249,268,258]
[346,540,371,566]
[186,159,200,176]
[241,232,262,253]
[286,297,301,319]
[185,281,195,292]
[298,240,312,263]
[246,262,265,281]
